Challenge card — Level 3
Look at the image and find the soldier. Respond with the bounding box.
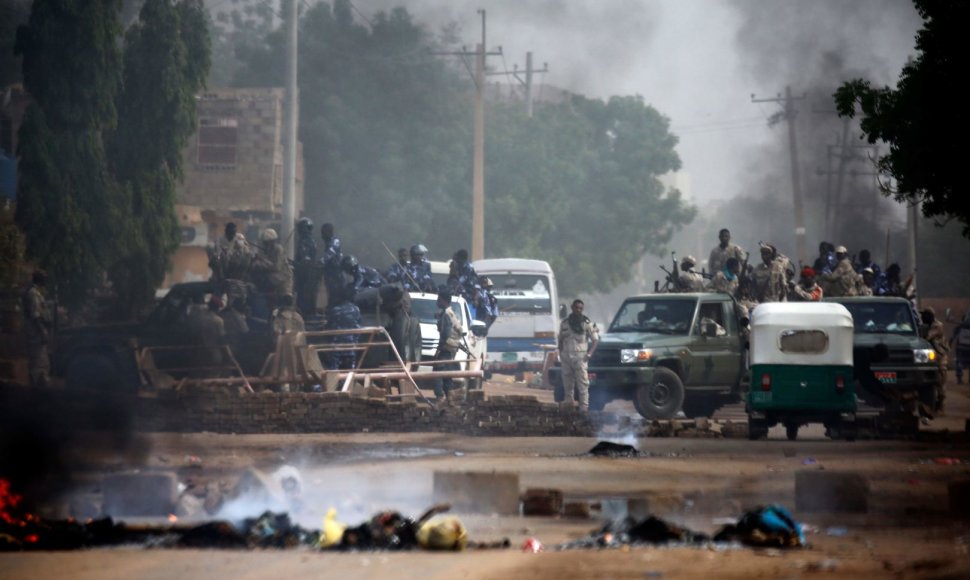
[216,222,254,282]
[789,267,823,301]
[478,276,499,330]
[857,267,876,296]
[294,217,318,315]
[406,244,435,292]
[341,254,385,298]
[319,222,343,306]
[820,245,861,298]
[920,307,949,411]
[324,288,362,370]
[22,270,52,388]
[677,255,706,291]
[752,243,789,303]
[812,241,837,275]
[448,249,478,301]
[433,288,463,403]
[385,248,410,285]
[708,257,740,295]
[251,228,293,312]
[708,228,747,276]
[854,249,881,280]
[949,310,970,385]
[876,263,904,296]
[557,298,599,411]
[272,293,306,336]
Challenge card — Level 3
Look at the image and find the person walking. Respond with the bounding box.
[557,299,599,411]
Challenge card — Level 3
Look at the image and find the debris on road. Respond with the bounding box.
[588,441,639,457]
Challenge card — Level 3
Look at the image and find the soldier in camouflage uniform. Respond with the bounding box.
[677,255,706,291]
[251,228,293,312]
[857,267,875,296]
[707,257,741,296]
[558,299,599,411]
[433,288,464,402]
[820,245,861,298]
[210,222,253,283]
[789,267,823,301]
[22,270,52,388]
[325,288,362,370]
[708,228,747,276]
[752,243,789,303]
[920,307,949,411]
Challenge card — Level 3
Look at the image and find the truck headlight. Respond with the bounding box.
[620,349,652,363]
[913,349,936,363]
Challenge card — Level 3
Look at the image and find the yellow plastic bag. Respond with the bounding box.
[416,515,467,551]
[319,508,346,548]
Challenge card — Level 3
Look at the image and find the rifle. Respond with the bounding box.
[380,240,423,291]
[671,251,681,290]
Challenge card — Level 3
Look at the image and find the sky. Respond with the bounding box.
[357,0,922,205]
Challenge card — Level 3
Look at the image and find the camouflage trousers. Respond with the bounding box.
[560,351,590,407]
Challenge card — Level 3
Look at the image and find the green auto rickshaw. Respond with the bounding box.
[747,302,857,441]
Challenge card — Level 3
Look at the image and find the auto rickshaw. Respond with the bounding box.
[746,302,856,441]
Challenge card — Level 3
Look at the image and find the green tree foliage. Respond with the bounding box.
[14,0,125,308]
[834,0,969,237]
[228,0,692,295]
[108,0,210,316]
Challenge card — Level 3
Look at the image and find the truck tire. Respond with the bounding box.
[633,368,685,420]
[66,354,126,392]
[785,423,799,441]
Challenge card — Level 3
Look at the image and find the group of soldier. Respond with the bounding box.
[205,219,498,376]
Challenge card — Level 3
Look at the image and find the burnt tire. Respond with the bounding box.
[66,354,126,392]
[634,367,685,420]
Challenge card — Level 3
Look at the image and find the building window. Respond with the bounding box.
[197,117,238,165]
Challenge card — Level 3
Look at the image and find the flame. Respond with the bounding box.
[168,514,178,523]
[0,478,24,525]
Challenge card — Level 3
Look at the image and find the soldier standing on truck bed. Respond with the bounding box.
[708,228,747,276]
[752,243,789,303]
[920,306,949,412]
[557,299,599,412]
[707,257,741,296]
[22,269,52,388]
[677,256,706,291]
[820,245,861,298]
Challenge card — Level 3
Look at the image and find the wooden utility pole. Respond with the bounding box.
[282,0,298,258]
[752,86,808,265]
[487,52,549,118]
[432,11,501,261]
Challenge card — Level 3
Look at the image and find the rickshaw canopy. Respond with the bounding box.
[750,302,854,367]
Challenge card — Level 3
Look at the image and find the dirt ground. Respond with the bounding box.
[2,375,970,580]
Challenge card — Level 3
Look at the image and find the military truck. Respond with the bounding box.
[825,296,942,419]
[549,293,749,419]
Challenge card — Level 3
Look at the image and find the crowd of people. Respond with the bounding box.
[205,219,498,375]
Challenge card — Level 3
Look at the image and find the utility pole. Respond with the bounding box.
[432,11,501,261]
[752,86,807,265]
[487,52,549,118]
[281,0,298,258]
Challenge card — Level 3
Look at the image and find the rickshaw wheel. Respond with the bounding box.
[633,367,685,420]
[785,423,799,441]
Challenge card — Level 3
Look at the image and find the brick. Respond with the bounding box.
[521,488,563,516]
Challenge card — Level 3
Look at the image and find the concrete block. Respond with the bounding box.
[949,480,970,518]
[102,472,177,517]
[795,470,868,513]
[521,488,563,516]
[433,471,520,515]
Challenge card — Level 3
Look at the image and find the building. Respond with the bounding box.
[166,87,305,288]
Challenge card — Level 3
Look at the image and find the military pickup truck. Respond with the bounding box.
[549,293,749,419]
[825,296,942,418]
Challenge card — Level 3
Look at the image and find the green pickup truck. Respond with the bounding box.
[550,293,748,419]
[825,296,942,418]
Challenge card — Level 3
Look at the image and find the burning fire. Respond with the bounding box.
[1,478,25,525]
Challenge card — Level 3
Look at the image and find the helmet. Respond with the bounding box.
[410,244,428,258]
[260,228,279,242]
[835,245,848,254]
[681,255,697,267]
[297,217,313,230]
[341,254,359,272]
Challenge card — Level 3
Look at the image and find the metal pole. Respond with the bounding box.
[472,41,485,261]
[282,0,298,259]
[784,86,807,266]
[525,51,534,118]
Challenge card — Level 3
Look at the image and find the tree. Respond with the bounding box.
[834,0,969,237]
[228,0,692,296]
[14,0,125,308]
[108,0,210,316]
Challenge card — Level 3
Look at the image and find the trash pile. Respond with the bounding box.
[556,505,806,551]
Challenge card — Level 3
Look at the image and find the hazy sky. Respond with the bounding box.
[358,0,922,204]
